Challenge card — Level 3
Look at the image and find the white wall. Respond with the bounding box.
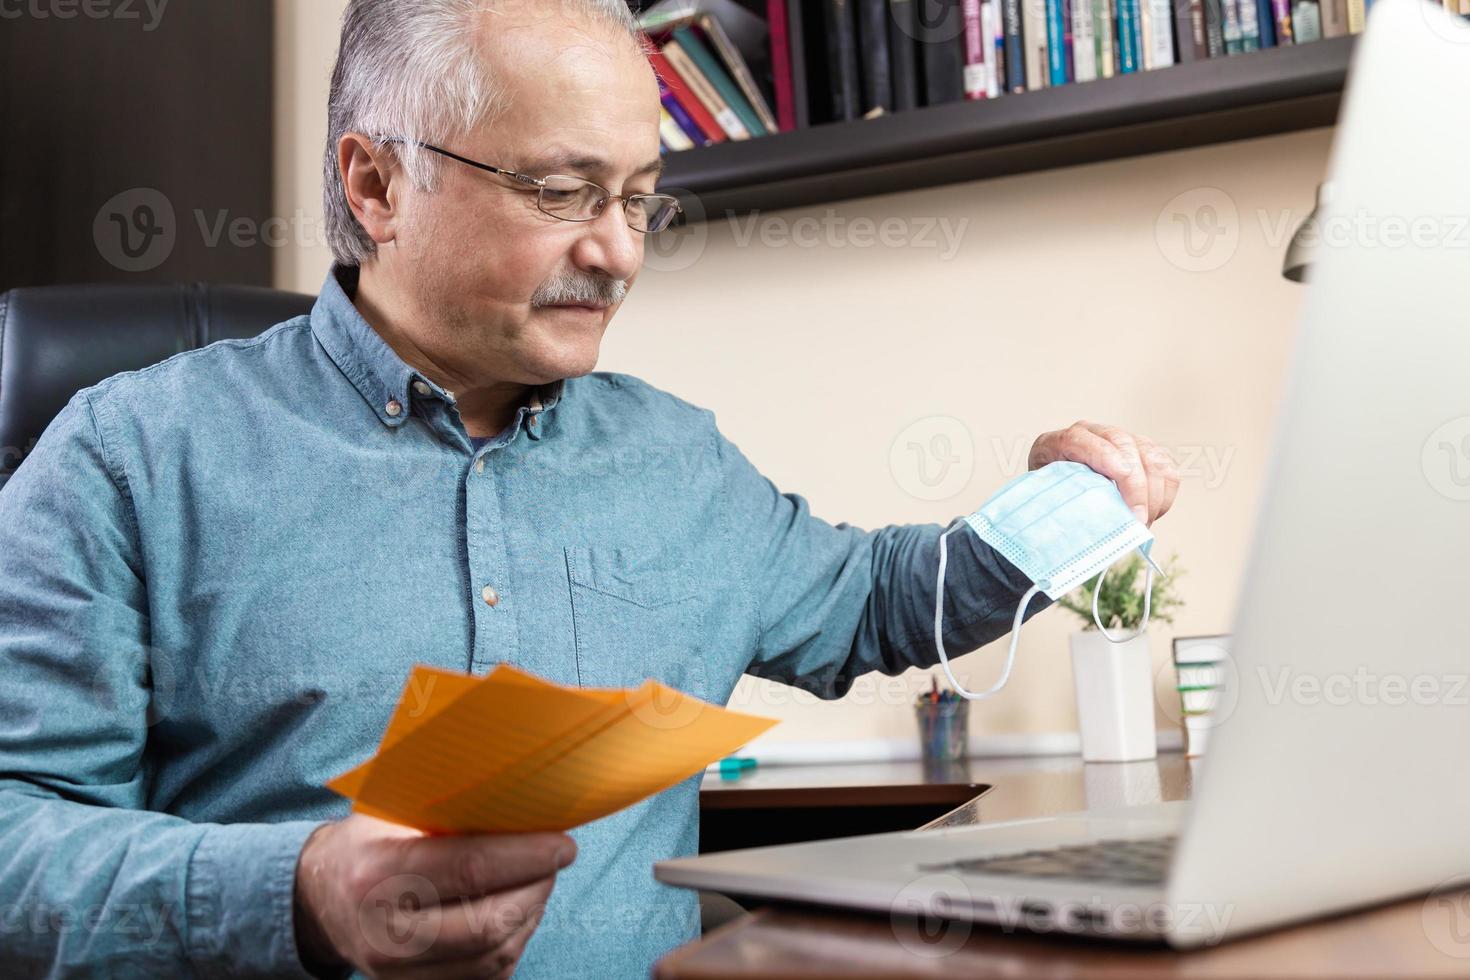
[275,0,1333,747]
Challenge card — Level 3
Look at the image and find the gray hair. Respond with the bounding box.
[323,0,644,267]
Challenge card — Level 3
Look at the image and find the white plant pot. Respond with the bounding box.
[1070,630,1157,763]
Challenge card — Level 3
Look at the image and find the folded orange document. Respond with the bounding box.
[326,664,776,834]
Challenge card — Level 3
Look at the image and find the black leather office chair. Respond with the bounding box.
[0,283,316,488]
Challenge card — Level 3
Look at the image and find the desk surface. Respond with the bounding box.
[664,753,1467,977]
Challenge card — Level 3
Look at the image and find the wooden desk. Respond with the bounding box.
[666,753,1468,977]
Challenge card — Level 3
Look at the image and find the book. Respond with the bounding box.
[788,0,811,128]
[658,108,696,151]
[1271,0,1296,43]
[854,0,894,112]
[1174,0,1209,61]
[1001,0,1028,91]
[1203,0,1227,52]
[661,39,751,139]
[1292,0,1324,38]
[1095,0,1116,76]
[1023,0,1051,88]
[822,0,862,119]
[767,0,797,130]
[657,76,712,146]
[672,27,770,136]
[1320,0,1348,33]
[1346,0,1365,30]
[1256,0,1277,43]
[963,0,989,99]
[1046,0,1071,85]
[983,0,1003,95]
[1072,0,1098,80]
[1116,0,1142,72]
[1223,0,1244,53]
[890,0,922,110]
[648,50,727,145]
[1144,0,1176,67]
[328,663,776,834]
[920,0,966,104]
[699,14,780,132]
[1238,0,1262,49]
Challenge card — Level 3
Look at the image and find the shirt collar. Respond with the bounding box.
[310,263,565,438]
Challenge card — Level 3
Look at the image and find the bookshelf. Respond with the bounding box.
[659,35,1356,221]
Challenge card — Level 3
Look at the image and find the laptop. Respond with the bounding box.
[655,0,1470,947]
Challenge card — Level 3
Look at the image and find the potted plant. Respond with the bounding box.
[1057,553,1184,763]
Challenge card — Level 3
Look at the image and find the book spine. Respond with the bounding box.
[1002,0,1028,91]
[1238,0,1261,49]
[921,1,967,104]
[1320,0,1348,34]
[767,0,797,131]
[1174,0,1207,60]
[658,108,695,152]
[1046,0,1065,84]
[1222,0,1243,53]
[1202,0,1226,51]
[1146,0,1175,66]
[1292,0,1323,38]
[984,0,1003,95]
[822,0,862,119]
[890,0,921,110]
[659,85,711,146]
[1256,0,1277,44]
[1095,0,1115,76]
[1271,0,1295,42]
[1346,0,1364,30]
[661,41,750,139]
[854,0,894,112]
[1072,0,1098,80]
[1116,0,1141,71]
[1023,0,1050,88]
[963,0,990,99]
[648,50,727,145]
[788,0,811,127]
[700,15,780,132]
[673,27,768,136]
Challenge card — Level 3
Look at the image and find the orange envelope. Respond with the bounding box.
[327,664,776,834]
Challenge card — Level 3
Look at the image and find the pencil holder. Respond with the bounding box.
[915,699,969,763]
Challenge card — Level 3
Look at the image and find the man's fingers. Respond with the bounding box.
[420,874,556,964]
[1080,423,1149,521]
[1137,437,1181,524]
[390,831,575,902]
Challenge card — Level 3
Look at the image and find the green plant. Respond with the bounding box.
[1057,552,1185,632]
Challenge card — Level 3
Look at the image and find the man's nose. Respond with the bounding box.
[571,203,642,282]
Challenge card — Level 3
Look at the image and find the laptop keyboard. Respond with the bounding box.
[922,834,1177,885]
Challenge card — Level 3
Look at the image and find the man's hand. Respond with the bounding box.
[293,813,576,980]
[1029,421,1181,526]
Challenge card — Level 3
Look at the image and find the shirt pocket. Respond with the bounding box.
[564,545,708,699]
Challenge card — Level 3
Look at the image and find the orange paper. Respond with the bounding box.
[327,664,776,833]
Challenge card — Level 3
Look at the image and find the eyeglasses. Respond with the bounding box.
[379,137,683,233]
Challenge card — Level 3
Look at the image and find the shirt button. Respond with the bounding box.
[481,585,500,607]
[385,399,402,417]
[474,458,485,474]
[528,415,538,428]
[412,381,431,397]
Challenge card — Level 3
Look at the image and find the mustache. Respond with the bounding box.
[531,271,627,309]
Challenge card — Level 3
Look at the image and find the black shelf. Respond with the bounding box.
[659,36,1356,221]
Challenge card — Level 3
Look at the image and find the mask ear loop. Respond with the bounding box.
[1090,548,1154,643]
[934,523,1045,701]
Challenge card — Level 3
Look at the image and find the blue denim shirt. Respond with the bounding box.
[0,264,1048,978]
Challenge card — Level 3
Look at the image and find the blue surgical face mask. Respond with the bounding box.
[934,461,1165,700]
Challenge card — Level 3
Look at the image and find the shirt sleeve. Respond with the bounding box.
[0,391,324,979]
[713,419,1053,698]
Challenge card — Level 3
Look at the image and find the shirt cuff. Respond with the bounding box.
[185,818,326,979]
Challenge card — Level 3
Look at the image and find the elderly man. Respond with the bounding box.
[0,0,1179,976]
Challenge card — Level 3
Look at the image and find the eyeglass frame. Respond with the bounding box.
[376,136,684,233]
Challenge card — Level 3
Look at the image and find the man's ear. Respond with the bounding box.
[338,134,398,246]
